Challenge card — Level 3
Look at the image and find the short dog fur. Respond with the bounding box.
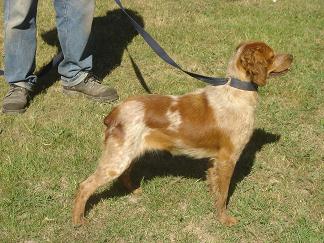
[72,42,293,226]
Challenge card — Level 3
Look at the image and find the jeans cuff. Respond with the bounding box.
[13,81,33,91]
[61,71,88,87]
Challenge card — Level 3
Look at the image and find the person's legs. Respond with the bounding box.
[2,0,38,113]
[54,0,118,102]
[4,0,38,89]
[53,0,94,85]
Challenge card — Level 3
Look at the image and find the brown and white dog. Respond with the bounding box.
[72,42,293,226]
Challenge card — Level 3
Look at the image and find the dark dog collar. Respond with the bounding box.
[199,76,258,91]
[227,77,258,91]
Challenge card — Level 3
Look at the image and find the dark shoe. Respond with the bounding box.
[62,73,119,103]
[2,85,30,114]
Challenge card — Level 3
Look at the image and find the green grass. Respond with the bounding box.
[0,0,323,242]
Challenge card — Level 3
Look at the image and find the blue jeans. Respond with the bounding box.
[3,0,95,90]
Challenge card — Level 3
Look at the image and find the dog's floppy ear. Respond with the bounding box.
[239,45,269,86]
[235,42,247,51]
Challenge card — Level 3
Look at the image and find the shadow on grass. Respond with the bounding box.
[228,128,280,201]
[31,8,146,98]
[85,128,280,215]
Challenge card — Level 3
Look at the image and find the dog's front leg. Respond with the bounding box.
[207,158,237,226]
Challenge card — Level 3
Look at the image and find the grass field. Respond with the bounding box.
[0,0,323,242]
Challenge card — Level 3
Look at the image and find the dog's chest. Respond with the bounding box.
[206,88,257,146]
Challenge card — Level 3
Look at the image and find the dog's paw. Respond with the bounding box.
[132,187,143,195]
[72,216,86,227]
[219,213,238,226]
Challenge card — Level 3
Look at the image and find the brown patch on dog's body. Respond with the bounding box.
[127,95,173,129]
[144,130,175,151]
[72,42,293,226]
[176,93,222,150]
[142,93,234,161]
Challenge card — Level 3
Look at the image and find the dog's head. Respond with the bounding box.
[227,42,293,87]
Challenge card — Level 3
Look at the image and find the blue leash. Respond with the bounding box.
[1,0,257,91]
[114,0,257,91]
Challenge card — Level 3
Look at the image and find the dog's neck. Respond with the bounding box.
[222,54,259,105]
[225,49,252,86]
[226,60,249,83]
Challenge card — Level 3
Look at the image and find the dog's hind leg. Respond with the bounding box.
[72,138,142,226]
[72,168,115,226]
[207,158,237,226]
[118,163,142,194]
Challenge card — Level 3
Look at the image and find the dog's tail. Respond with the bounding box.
[103,107,124,143]
[104,107,119,128]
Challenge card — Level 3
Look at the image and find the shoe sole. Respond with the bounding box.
[62,89,119,103]
[2,108,26,114]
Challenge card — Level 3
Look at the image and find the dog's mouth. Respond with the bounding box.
[268,69,290,78]
[268,54,293,78]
